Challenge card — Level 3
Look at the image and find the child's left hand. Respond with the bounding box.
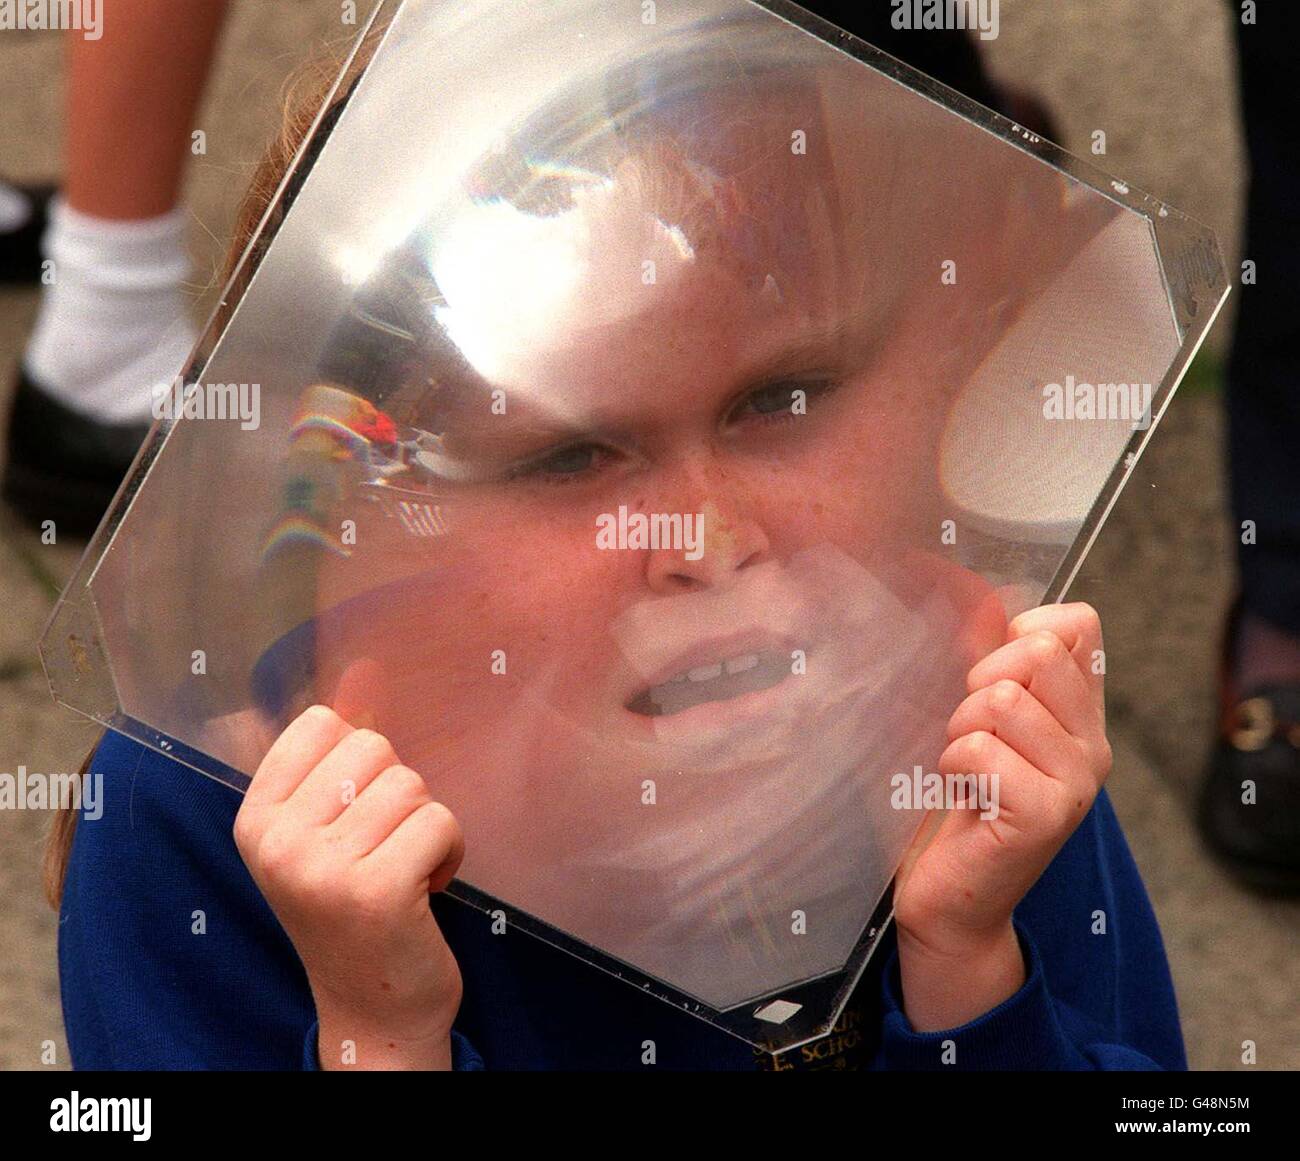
[892,601,1113,1032]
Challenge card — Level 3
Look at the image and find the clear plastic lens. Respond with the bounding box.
[42,0,1228,1049]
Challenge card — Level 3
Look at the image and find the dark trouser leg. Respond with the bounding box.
[1228,9,1300,636]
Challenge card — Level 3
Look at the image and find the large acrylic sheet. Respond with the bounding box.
[41,0,1228,1051]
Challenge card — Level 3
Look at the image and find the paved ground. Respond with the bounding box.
[1,0,1295,1071]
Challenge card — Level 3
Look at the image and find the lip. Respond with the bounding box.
[623,663,805,739]
[625,629,800,702]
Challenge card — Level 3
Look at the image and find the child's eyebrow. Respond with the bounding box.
[735,319,871,383]
[421,311,889,449]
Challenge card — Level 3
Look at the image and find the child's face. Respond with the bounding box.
[313,81,1015,1002]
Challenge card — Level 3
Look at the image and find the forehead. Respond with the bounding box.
[428,258,894,445]
[421,99,908,416]
[382,60,1091,437]
[431,127,839,370]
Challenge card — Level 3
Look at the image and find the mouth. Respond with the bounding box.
[625,648,794,717]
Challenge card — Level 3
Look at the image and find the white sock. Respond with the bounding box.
[24,197,198,424]
[0,179,33,232]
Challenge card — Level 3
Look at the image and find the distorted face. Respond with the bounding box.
[311,78,1009,982]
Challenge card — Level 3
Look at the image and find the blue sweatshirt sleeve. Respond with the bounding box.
[58,730,482,1071]
[301,1019,483,1071]
[872,788,1186,1070]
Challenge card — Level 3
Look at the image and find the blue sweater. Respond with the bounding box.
[58,728,1186,1070]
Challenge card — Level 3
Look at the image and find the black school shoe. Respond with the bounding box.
[0,182,56,285]
[2,368,151,540]
[1198,604,1300,892]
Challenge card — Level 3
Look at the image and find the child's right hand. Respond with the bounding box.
[233,705,465,1070]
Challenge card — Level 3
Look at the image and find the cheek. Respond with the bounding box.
[758,411,939,554]
[435,507,634,681]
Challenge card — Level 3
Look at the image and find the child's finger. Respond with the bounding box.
[247,705,353,806]
[937,728,1057,834]
[289,728,399,827]
[1007,602,1106,718]
[945,680,1084,785]
[327,764,432,858]
[966,630,1103,743]
[362,799,464,895]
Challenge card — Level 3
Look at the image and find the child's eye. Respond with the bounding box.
[730,379,840,424]
[508,442,612,484]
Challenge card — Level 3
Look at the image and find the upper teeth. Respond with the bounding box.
[675,653,760,684]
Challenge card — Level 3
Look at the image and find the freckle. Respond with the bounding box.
[1076,800,1083,809]
[380,981,391,991]
[388,1042,396,1049]
[812,502,824,516]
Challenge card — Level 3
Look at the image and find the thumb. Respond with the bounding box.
[893,808,947,901]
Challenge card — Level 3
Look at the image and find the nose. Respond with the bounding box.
[643,475,773,595]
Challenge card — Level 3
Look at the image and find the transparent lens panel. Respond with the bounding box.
[42,0,1229,1050]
